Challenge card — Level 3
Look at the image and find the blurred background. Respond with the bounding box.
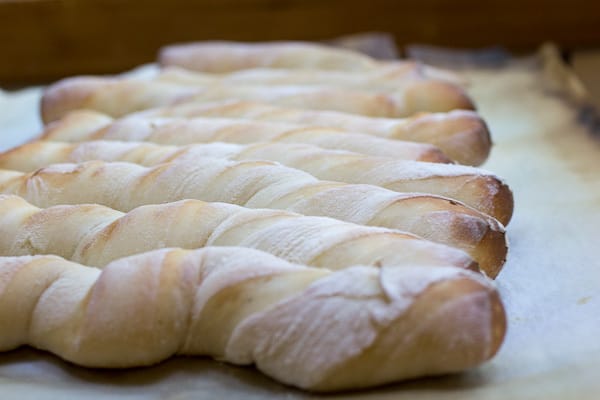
[0,0,599,95]
[2,1,600,78]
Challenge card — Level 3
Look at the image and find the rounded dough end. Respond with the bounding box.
[311,276,506,391]
[41,77,108,124]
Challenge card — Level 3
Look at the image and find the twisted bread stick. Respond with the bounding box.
[42,110,451,163]
[158,41,457,79]
[157,65,428,90]
[35,123,512,224]
[155,66,472,110]
[0,194,475,272]
[159,41,381,71]
[40,75,474,123]
[139,100,491,165]
[0,248,506,391]
[0,160,507,275]
[158,64,464,87]
[158,41,465,84]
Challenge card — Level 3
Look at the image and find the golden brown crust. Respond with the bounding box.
[419,147,453,163]
[393,110,492,166]
[491,180,515,229]
[470,223,508,279]
[403,80,476,114]
[138,102,491,166]
[369,195,506,278]
[381,173,513,226]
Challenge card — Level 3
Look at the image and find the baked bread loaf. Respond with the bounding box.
[0,194,477,271]
[27,130,512,224]
[136,101,492,166]
[7,137,512,225]
[159,41,382,71]
[158,41,466,84]
[0,248,506,391]
[158,41,461,81]
[40,75,474,123]
[42,110,452,163]
[155,65,472,109]
[157,65,430,90]
[0,160,507,275]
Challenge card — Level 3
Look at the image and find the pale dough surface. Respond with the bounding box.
[0,47,599,399]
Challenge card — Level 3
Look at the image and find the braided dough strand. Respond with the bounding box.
[0,194,476,272]
[140,100,491,166]
[0,157,506,275]
[41,110,452,163]
[36,115,510,224]
[0,248,506,391]
[41,76,474,123]
[157,41,463,84]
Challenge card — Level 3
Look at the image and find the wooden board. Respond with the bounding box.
[2,0,600,84]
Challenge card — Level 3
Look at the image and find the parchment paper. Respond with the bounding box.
[0,46,599,400]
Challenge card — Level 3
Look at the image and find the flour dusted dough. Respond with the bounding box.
[0,194,476,272]
[0,159,508,276]
[0,248,506,391]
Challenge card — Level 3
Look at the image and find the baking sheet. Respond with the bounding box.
[1,46,600,399]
